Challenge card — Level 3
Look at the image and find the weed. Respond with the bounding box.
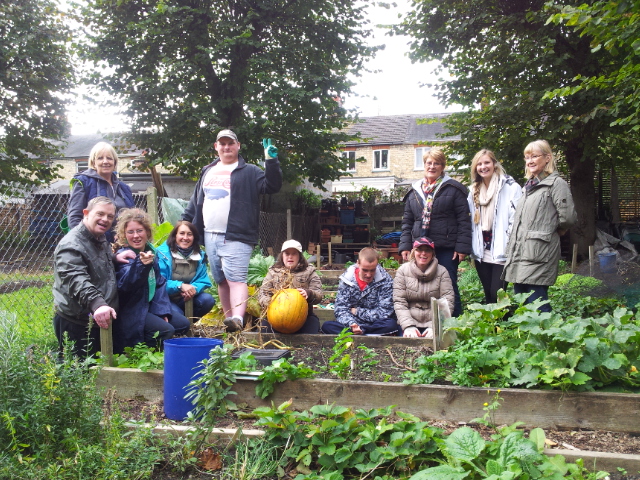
[329,328,354,379]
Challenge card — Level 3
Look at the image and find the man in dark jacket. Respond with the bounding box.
[53,196,119,357]
[182,130,282,332]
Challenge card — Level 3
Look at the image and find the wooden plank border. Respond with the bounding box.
[97,368,640,434]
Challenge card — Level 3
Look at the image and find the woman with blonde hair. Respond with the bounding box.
[467,149,522,303]
[399,147,471,316]
[67,141,134,242]
[112,208,190,353]
[503,140,577,312]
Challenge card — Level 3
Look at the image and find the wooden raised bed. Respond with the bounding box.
[97,333,640,472]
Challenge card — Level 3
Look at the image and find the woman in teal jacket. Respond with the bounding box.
[157,221,215,321]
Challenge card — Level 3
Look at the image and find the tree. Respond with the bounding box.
[0,0,73,184]
[397,0,640,253]
[77,0,378,188]
[546,0,640,130]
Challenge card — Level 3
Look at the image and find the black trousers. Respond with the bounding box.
[53,314,100,358]
[475,261,507,304]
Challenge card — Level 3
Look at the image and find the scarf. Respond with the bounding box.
[177,246,194,258]
[475,174,499,231]
[525,171,549,193]
[131,244,156,303]
[421,175,445,231]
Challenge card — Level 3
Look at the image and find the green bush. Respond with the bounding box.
[0,312,162,479]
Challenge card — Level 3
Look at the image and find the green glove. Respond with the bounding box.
[263,138,278,159]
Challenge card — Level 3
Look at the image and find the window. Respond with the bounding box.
[414,147,431,170]
[373,149,389,171]
[76,161,88,173]
[341,151,356,172]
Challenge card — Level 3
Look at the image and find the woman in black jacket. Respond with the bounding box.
[399,147,472,316]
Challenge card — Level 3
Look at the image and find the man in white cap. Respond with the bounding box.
[182,130,282,331]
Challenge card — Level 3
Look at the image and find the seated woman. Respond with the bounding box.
[157,221,215,321]
[258,240,322,334]
[112,209,190,353]
[393,237,454,338]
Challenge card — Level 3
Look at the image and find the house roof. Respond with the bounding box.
[54,134,143,159]
[343,114,458,147]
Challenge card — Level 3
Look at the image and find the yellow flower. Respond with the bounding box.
[483,403,489,407]
[630,366,637,373]
[497,389,501,393]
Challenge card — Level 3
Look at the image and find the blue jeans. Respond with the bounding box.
[435,247,462,316]
[513,283,551,313]
[321,317,399,335]
[170,292,216,319]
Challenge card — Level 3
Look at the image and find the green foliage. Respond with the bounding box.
[458,261,485,306]
[293,189,322,211]
[185,344,244,422]
[152,221,175,247]
[224,434,283,480]
[380,257,400,269]
[111,341,164,372]
[0,0,72,184]
[78,0,380,187]
[356,344,379,373]
[404,294,640,391]
[253,401,605,480]
[329,328,355,380]
[247,254,275,286]
[256,358,317,399]
[0,312,161,479]
[547,1,640,130]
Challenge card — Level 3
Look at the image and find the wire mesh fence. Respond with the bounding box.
[0,182,320,327]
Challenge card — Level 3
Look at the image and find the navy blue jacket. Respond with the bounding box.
[181,155,282,246]
[113,247,172,354]
[67,169,135,242]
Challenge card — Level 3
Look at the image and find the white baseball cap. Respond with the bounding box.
[281,240,302,253]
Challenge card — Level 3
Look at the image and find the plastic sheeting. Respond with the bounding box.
[161,197,188,226]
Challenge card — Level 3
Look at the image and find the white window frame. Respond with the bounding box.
[373,149,389,171]
[76,160,89,173]
[414,146,432,170]
[341,150,356,172]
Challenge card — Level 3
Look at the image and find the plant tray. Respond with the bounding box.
[231,348,291,366]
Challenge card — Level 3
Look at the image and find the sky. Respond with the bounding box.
[68,1,462,135]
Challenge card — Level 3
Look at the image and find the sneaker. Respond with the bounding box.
[224,317,243,332]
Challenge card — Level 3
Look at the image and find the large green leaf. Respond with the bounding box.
[444,427,485,462]
[409,465,469,480]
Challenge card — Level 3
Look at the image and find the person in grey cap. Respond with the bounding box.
[182,129,283,331]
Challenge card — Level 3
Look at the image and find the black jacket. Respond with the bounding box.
[399,177,472,255]
[182,155,282,246]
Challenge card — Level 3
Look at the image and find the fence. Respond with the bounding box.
[0,182,319,326]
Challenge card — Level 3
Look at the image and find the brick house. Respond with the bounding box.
[330,113,458,192]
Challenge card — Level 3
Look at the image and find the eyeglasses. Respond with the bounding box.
[126,229,145,236]
[524,154,545,161]
[424,162,443,167]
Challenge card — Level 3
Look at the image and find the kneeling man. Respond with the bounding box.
[321,247,398,335]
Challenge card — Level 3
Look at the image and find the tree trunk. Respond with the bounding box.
[565,140,596,256]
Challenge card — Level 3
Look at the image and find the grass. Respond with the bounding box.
[0,281,55,346]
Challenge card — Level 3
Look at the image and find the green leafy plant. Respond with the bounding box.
[356,344,379,373]
[380,257,400,269]
[329,329,355,380]
[404,294,640,392]
[247,254,275,286]
[152,221,174,247]
[111,341,164,371]
[256,358,317,399]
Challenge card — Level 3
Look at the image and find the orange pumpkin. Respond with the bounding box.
[267,288,308,334]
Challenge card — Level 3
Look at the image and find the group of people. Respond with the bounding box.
[53,130,576,355]
[263,139,576,337]
[53,130,282,356]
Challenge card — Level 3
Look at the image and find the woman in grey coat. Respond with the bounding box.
[503,140,577,312]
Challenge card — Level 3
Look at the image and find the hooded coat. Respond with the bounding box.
[503,172,577,286]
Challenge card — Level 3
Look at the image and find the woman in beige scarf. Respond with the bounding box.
[467,150,522,304]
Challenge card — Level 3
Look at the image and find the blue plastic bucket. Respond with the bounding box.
[163,338,224,420]
[598,252,617,274]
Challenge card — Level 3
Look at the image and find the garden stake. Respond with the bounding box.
[571,244,578,273]
[185,298,194,335]
[100,322,114,367]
